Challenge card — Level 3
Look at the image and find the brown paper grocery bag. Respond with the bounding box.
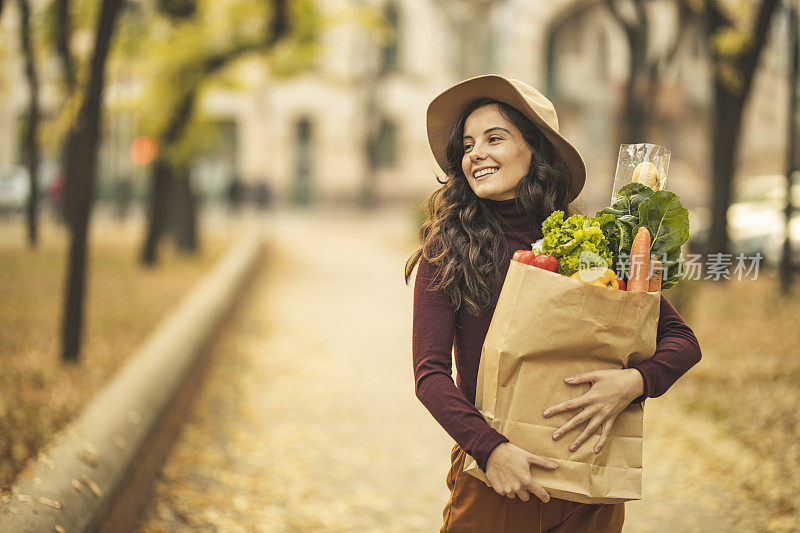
[464,260,660,504]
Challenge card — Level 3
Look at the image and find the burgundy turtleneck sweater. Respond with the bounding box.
[412,197,702,472]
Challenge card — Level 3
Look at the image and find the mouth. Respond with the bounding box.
[473,167,499,179]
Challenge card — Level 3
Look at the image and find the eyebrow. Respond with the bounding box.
[463,127,512,140]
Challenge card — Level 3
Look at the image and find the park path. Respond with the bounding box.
[137,206,761,532]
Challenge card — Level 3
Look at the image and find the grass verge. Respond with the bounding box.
[667,272,800,530]
[0,214,233,488]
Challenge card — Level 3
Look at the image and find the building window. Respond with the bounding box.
[375,118,397,167]
[294,117,313,204]
[485,23,498,72]
[561,16,583,55]
[597,29,609,80]
[691,28,703,58]
[380,3,401,74]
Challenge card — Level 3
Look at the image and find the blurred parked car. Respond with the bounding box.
[0,166,30,215]
[688,174,800,267]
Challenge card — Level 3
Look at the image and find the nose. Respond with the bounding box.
[470,148,486,163]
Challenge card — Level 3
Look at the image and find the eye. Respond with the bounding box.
[463,143,473,152]
[489,135,502,143]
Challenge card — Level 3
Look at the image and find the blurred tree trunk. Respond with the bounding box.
[605,0,694,143]
[141,90,197,265]
[141,0,289,265]
[140,46,258,265]
[60,0,123,362]
[141,158,173,265]
[702,0,779,258]
[54,0,76,90]
[171,167,198,252]
[54,0,76,225]
[606,0,651,142]
[780,1,799,291]
[17,0,40,248]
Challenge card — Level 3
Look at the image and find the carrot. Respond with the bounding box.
[627,227,651,292]
[649,255,662,293]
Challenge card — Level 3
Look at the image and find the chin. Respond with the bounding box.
[472,185,510,201]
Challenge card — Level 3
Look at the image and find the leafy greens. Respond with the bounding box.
[540,211,617,276]
[596,183,689,289]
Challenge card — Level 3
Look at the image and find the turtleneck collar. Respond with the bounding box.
[481,197,541,237]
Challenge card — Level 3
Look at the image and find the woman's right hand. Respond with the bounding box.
[485,442,558,503]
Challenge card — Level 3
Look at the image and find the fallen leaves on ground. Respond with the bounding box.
[0,213,233,489]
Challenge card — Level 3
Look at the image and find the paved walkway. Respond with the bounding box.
[137,206,761,532]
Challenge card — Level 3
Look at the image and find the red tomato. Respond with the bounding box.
[615,275,626,291]
[512,250,537,265]
[532,254,558,272]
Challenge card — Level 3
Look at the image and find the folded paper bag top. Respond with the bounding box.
[467,261,660,504]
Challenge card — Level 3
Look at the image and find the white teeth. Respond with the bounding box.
[474,168,498,178]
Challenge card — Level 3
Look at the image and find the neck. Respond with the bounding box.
[481,197,541,239]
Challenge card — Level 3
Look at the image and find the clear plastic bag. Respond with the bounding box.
[611,143,671,204]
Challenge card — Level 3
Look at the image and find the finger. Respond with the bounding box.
[516,489,530,502]
[552,409,593,440]
[594,416,616,454]
[564,371,598,385]
[527,481,551,504]
[569,419,603,452]
[528,454,559,469]
[543,396,588,418]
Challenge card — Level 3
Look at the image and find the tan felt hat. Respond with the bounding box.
[426,74,587,202]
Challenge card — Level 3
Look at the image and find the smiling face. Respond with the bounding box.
[461,103,533,201]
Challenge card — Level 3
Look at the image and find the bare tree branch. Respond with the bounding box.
[54,0,76,93]
[267,0,288,45]
[660,1,694,69]
[142,0,295,265]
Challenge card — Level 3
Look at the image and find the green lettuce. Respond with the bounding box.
[540,211,616,276]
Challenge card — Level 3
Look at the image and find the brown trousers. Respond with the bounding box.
[441,444,625,533]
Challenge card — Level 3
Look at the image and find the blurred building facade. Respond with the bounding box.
[0,0,793,213]
[221,0,791,212]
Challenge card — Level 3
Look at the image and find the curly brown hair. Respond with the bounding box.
[404,99,577,316]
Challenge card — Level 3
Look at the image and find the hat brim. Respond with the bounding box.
[426,75,586,202]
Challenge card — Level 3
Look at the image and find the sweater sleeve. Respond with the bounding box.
[629,294,702,403]
[412,255,508,472]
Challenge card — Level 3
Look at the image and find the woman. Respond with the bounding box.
[404,75,702,532]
